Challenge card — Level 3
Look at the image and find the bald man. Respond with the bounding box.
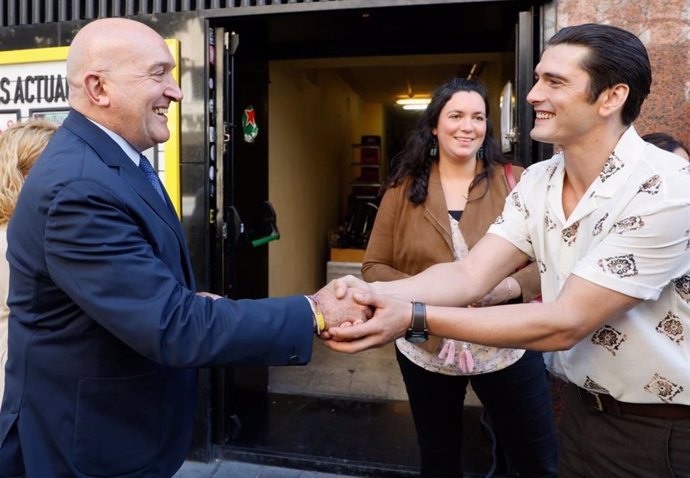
[0,18,365,477]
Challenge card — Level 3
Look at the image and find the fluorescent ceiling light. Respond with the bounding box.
[402,104,429,110]
[396,97,431,106]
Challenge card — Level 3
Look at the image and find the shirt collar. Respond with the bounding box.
[546,126,643,196]
[544,126,643,225]
[591,126,644,199]
[86,118,141,166]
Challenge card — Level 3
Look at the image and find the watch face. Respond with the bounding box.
[405,330,428,344]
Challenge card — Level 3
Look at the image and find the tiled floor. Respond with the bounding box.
[269,337,481,406]
[269,340,406,401]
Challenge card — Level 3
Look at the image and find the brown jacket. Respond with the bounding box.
[362,160,541,302]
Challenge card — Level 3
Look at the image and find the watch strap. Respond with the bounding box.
[410,301,427,333]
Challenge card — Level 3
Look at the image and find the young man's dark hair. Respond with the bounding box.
[548,23,652,125]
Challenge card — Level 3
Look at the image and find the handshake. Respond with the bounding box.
[310,277,374,335]
[309,276,414,351]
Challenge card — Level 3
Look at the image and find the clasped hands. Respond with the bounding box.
[312,275,411,353]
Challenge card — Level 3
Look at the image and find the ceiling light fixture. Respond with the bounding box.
[402,103,429,110]
[396,97,431,110]
[396,97,431,106]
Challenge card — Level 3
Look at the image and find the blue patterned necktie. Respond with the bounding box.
[138,155,165,201]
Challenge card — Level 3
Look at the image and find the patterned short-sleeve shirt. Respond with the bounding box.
[488,127,690,405]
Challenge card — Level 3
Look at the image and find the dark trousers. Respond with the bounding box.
[559,383,690,477]
[397,348,558,478]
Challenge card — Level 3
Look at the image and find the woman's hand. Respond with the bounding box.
[471,276,520,307]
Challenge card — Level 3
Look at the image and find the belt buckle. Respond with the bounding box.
[589,391,604,412]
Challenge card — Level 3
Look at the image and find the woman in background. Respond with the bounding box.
[363,78,557,477]
[0,119,58,401]
[642,132,689,161]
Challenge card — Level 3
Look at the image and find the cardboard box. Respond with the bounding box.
[330,248,366,263]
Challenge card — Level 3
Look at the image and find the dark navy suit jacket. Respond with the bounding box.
[0,110,312,477]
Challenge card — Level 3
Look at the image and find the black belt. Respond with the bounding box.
[575,385,690,420]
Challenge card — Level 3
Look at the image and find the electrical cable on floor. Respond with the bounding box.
[480,408,497,478]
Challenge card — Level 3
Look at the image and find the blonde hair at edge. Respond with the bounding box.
[0,119,58,224]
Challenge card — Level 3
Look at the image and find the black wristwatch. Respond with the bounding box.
[405,301,428,344]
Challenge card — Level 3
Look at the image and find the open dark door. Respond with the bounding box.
[514,6,553,166]
[514,9,535,166]
[209,22,272,446]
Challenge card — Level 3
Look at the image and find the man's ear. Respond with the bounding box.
[83,71,111,106]
[598,83,629,119]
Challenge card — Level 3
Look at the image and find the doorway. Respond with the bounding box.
[208,2,541,474]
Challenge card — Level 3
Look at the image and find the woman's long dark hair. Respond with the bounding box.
[642,132,688,155]
[386,77,507,205]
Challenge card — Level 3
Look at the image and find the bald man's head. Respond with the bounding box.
[67,19,164,107]
[66,18,182,151]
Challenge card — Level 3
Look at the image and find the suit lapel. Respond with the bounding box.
[60,110,193,286]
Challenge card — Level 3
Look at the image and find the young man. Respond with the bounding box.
[328,23,690,477]
[0,18,366,477]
